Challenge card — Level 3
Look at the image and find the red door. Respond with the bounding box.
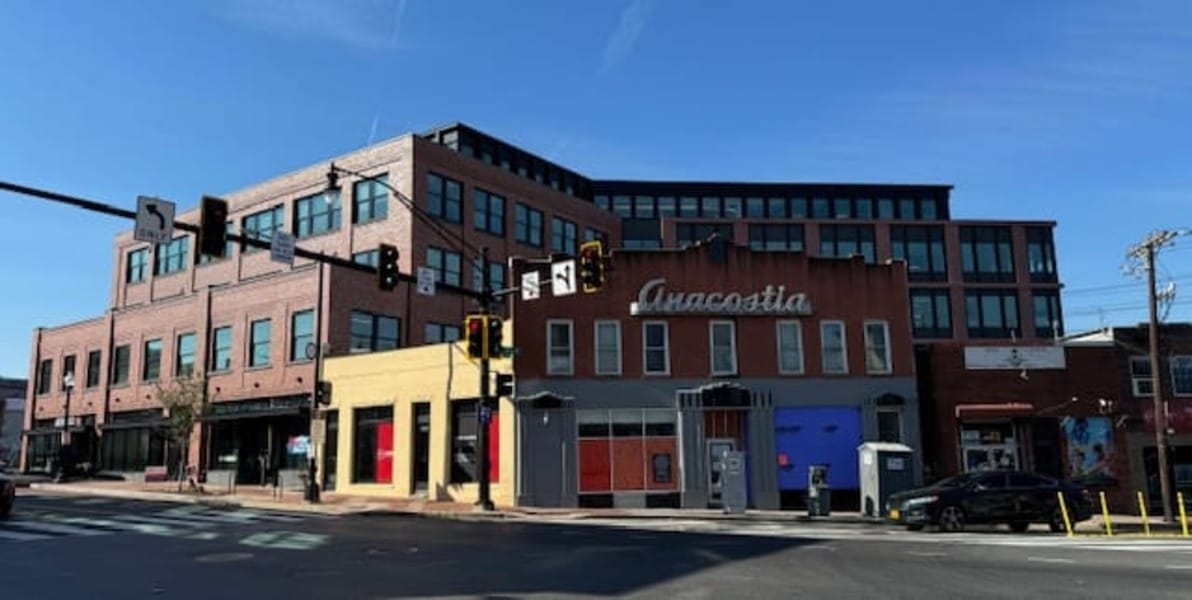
[376,422,393,484]
[488,413,500,483]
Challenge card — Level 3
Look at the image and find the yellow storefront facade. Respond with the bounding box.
[320,339,516,506]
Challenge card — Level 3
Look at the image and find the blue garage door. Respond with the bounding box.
[775,407,863,491]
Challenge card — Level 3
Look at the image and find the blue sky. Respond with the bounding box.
[2,0,1192,377]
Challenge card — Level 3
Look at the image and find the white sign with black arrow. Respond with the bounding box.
[551,259,576,297]
[134,196,175,244]
[521,271,540,301]
[416,266,437,296]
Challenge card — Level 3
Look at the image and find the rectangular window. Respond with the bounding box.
[473,188,505,236]
[594,320,622,376]
[294,192,342,238]
[965,290,1020,338]
[821,321,848,374]
[111,344,131,385]
[211,327,233,372]
[709,321,738,376]
[855,198,873,219]
[449,399,499,484]
[352,406,394,484]
[126,248,149,283]
[515,203,543,247]
[676,223,734,248]
[584,227,607,244]
[353,175,389,224]
[777,321,804,374]
[176,333,196,378]
[1131,356,1153,396]
[834,197,852,219]
[426,172,462,223]
[86,350,102,388]
[812,197,830,218]
[62,355,76,390]
[471,259,506,293]
[249,319,271,367]
[864,321,892,374]
[1172,356,1192,396]
[36,359,52,395]
[424,323,462,343]
[547,320,574,375]
[878,409,903,443]
[198,222,235,264]
[960,226,1015,283]
[819,224,876,263]
[891,226,947,282]
[426,247,462,287]
[290,310,314,362]
[153,237,188,276]
[877,198,895,219]
[242,205,284,253]
[349,310,401,353]
[1032,290,1063,339]
[643,321,670,375]
[352,250,379,267]
[1026,227,1057,282]
[141,339,163,381]
[749,224,805,252]
[551,217,578,255]
[910,289,953,338]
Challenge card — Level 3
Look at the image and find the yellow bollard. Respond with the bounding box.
[1057,491,1074,537]
[1180,492,1190,538]
[1137,491,1151,537]
[1100,491,1114,536]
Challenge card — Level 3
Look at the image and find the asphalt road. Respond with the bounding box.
[3,492,1192,600]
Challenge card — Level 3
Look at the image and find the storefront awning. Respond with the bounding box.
[954,403,1035,420]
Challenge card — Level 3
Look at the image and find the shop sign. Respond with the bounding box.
[630,278,812,316]
[963,346,1066,370]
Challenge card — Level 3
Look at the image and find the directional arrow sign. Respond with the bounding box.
[551,259,576,297]
[416,266,437,296]
[135,196,175,244]
[521,271,540,301]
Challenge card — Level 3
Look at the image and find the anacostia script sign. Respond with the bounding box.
[630,278,812,316]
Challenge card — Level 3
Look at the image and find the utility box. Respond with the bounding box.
[807,464,831,517]
[720,450,748,515]
[858,442,915,519]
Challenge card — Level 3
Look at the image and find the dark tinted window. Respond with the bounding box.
[1009,473,1053,488]
[975,473,1007,489]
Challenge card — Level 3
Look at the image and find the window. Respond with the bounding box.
[547,320,574,375]
[126,248,149,283]
[551,217,578,254]
[812,197,830,218]
[821,321,848,374]
[584,227,607,244]
[965,290,1020,338]
[1172,356,1192,396]
[294,192,342,238]
[834,197,852,219]
[777,321,804,374]
[62,355,76,390]
[211,327,233,372]
[424,322,462,343]
[819,224,876,263]
[960,226,1015,283]
[198,222,234,264]
[910,289,953,338]
[86,350,102,388]
[709,321,738,376]
[1026,227,1057,282]
[1131,356,1153,396]
[471,259,505,293]
[577,409,678,494]
[352,406,394,484]
[353,175,389,224]
[290,310,314,362]
[349,310,400,352]
[473,188,505,236]
[877,409,903,443]
[141,339,163,381]
[176,333,196,378]
[352,250,378,267]
[426,247,462,287]
[100,426,165,473]
[249,319,271,367]
[426,172,462,223]
[515,203,543,247]
[111,344,131,385]
[890,226,947,282]
[153,237,189,276]
[449,400,500,484]
[676,223,733,248]
[594,320,622,375]
[855,197,873,219]
[36,359,52,395]
[1032,290,1063,339]
[749,224,805,252]
[643,321,670,375]
[877,198,895,219]
[864,321,892,374]
[242,205,284,253]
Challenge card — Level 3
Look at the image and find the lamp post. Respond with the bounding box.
[56,373,74,483]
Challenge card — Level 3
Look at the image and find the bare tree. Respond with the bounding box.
[155,376,209,493]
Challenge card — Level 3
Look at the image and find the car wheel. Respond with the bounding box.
[1048,508,1067,533]
[906,524,925,532]
[1009,521,1030,533]
[937,505,966,533]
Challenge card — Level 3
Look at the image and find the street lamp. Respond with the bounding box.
[56,372,74,483]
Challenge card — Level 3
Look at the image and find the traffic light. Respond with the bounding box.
[378,243,399,291]
[197,196,229,261]
[495,373,513,397]
[487,316,504,358]
[579,240,604,293]
[314,381,332,406]
[465,315,487,360]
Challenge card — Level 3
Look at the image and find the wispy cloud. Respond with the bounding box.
[214,0,407,51]
[367,112,380,145]
[600,0,655,75]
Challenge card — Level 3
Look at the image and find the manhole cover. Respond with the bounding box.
[194,552,254,564]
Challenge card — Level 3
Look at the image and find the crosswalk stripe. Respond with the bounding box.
[3,519,110,537]
[0,527,50,541]
[115,514,212,528]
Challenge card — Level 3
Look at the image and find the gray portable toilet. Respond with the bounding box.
[858,442,915,519]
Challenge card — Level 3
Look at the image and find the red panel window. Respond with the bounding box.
[375,422,393,484]
[611,439,646,491]
[488,412,500,483]
[579,439,611,492]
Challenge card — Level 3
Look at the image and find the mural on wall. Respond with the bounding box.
[1061,416,1116,485]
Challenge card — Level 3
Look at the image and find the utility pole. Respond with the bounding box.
[475,246,496,512]
[1127,230,1180,522]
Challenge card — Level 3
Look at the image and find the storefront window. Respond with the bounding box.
[577,409,679,495]
[449,400,500,484]
[960,423,1018,472]
[352,406,394,484]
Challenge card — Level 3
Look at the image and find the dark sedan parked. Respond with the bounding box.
[0,472,14,519]
[887,470,1094,533]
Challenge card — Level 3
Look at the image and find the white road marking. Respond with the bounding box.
[4,519,109,536]
[0,527,49,541]
[1163,565,1192,570]
[906,551,946,557]
[1027,556,1075,564]
[116,514,212,528]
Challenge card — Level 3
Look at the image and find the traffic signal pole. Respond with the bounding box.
[475,246,495,512]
